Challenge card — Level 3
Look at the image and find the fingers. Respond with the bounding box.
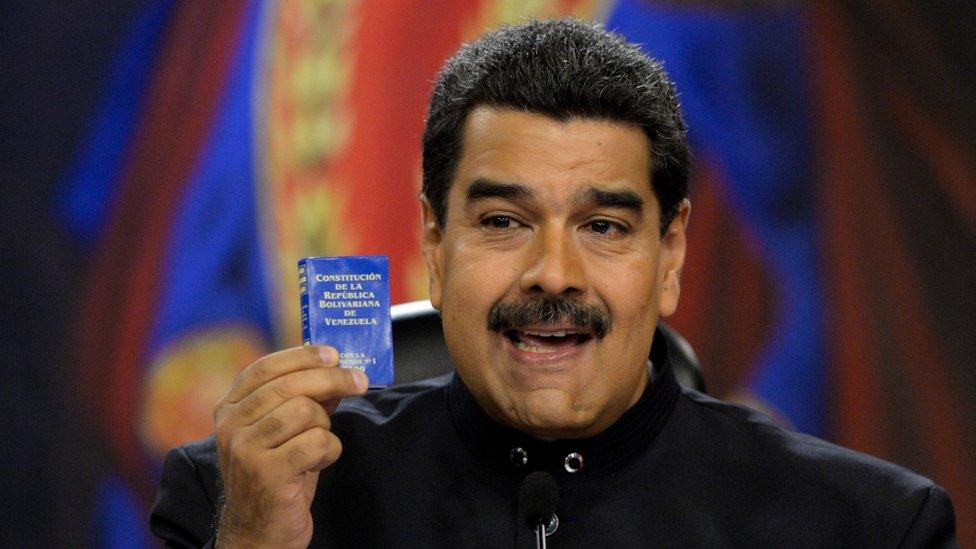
[224,346,339,404]
[220,362,368,429]
[211,346,359,547]
[321,397,342,416]
[216,423,338,545]
[274,427,343,475]
[249,396,332,449]
[224,413,341,485]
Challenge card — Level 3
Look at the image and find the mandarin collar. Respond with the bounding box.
[445,328,681,480]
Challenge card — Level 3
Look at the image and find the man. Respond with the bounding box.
[151,19,956,547]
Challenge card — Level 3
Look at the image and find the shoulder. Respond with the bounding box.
[327,374,455,461]
[668,389,956,544]
[156,436,221,497]
[333,373,452,427]
[150,437,222,546]
[678,389,924,483]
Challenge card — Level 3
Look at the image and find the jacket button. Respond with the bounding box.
[510,447,528,467]
[564,452,583,473]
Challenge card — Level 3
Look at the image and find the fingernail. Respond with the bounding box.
[352,370,369,391]
[318,346,338,364]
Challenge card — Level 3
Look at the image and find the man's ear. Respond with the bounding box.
[420,197,444,310]
[659,199,690,318]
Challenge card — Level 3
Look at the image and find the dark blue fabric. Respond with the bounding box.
[56,0,174,247]
[608,2,827,435]
[148,0,273,356]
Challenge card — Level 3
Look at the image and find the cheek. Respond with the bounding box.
[614,284,657,331]
[596,258,659,313]
[439,250,497,333]
[445,240,518,298]
[594,261,661,364]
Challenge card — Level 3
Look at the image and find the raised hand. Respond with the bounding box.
[212,346,368,548]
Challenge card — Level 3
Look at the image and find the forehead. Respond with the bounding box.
[452,106,655,207]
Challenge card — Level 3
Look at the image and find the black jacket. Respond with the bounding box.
[151,338,956,547]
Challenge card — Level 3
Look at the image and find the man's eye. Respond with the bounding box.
[484,215,516,229]
[588,219,624,235]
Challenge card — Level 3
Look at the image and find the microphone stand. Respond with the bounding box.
[534,522,548,549]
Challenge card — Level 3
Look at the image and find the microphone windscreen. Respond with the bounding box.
[518,471,559,527]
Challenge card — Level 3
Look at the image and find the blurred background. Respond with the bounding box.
[2,0,974,546]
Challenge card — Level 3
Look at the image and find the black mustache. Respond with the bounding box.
[487,295,612,339]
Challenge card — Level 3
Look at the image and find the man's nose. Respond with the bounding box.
[519,227,586,296]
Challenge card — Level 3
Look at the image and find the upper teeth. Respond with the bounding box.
[522,329,577,337]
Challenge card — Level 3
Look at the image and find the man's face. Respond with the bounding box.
[423,106,688,439]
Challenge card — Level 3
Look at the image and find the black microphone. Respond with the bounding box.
[518,471,559,549]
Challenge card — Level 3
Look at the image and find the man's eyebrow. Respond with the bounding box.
[465,179,536,203]
[578,187,644,213]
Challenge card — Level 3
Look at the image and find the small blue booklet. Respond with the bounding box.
[298,255,393,387]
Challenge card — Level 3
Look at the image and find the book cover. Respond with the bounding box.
[299,255,393,387]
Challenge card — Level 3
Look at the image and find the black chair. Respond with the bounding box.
[390,300,706,392]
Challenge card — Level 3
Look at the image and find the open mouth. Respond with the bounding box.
[503,327,593,354]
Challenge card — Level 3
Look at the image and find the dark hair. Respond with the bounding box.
[422,18,690,234]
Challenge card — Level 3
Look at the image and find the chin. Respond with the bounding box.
[519,417,595,440]
[507,391,595,438]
